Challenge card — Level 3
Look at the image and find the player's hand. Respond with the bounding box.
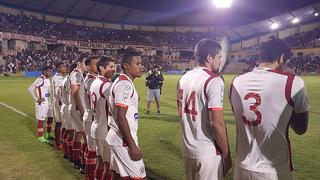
[36,98,45,103]
[222,152,232,177]
[128,144,143,161]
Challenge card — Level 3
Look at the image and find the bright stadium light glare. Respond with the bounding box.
[270,22,280,30]
[314,12,319,17]
[291,17,300,24]
[212,0,233,8]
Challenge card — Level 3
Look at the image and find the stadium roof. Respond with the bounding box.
[0,0,319,41]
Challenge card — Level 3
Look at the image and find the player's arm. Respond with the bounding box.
[207,78,232,176]
[28,79,44,103]
[289,85,309,135]
[71,84,84,116]
[116,106,142,161]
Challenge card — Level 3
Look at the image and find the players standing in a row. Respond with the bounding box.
[90,56,116,180]
[28,66,54,143]
[52,62,67,149]
[177,39,232,180]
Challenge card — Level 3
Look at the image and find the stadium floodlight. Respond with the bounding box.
[314,12,319,17]
[291,17,300,24]
[270,22,279,30]
[212,0,233,8]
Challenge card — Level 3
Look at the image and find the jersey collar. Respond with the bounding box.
[119,73,133,83]
[98,75,108,82]
[254,67,274,71]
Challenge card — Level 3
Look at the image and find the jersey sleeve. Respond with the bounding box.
[33,78,44,87]
[114,81,133,108]
[70,72,82,85]
[101,82,112,98]
[292,77,309,113]
[206,77,224,110]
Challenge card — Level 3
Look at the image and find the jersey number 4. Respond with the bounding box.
[178,89,197,121]
[242,92,262,126]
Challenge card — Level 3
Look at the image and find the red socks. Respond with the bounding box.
[85,150,97,180]
[73,141,81,161]
[37,120,43,137]
[54,122,62,148]
[46,118,53,133]
[81,143,88,165]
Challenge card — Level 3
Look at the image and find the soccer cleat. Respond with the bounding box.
[79,164,85,174]
[44,132,55,140]
[38,136,49,143]
[157,110,161,114]
[73,160,81,169]
[145,110,150,114]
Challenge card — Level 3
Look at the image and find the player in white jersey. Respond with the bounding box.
[82,55,98,178]
[106,49,146,179]
[60,64,77,161]
[90,56,116,180]
[69,53,88,169]
[229,39,309,180]
[28,66,54,143]
[52,62,67,150]
[177,39,232,180]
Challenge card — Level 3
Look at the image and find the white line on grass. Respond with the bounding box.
[0,101,34,120]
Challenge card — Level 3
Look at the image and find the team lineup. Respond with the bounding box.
[27,38,309,180]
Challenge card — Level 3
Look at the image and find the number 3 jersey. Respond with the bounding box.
[177,67,224,159]
[229,67,309,174]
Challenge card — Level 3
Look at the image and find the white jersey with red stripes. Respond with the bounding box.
[106,74,140,147]
[32,75,51,104]
[69,68,85,110]
[61,76,71,105]
[52,73,64,104]
[229,67,309,174]
[84,73,96,111]
[90,76,112,140]
[177,67,224,159]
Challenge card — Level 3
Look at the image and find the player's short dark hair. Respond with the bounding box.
[68,63,77,74]
[75,53,88,63]
[42,66,52,73]
[85,55,98,66]
[194,38,222,65]
[55,62,65,69]
[121,48,140,70]
[97,56,115,73]
[260,38,291,63]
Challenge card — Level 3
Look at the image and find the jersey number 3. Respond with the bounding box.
[178,89,197,121]
[242,92,262,126]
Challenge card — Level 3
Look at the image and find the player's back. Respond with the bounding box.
[34,75,51,103]
[52,73,64,102]
[61,76,71,105]
[178,67,223,159]
[84,73,96,111]
[230,67,306,173]
[90,76,111,139]
[69,68,85,108]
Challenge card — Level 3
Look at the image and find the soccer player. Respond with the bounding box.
[229,39,309,180]
[83,55,98,178]
[60,64,77,160]
[28,66,54,143]
[177,38,232,180]
[90,56,116,180]
[106,49,146,179]
[52,62,67,149]
[69,54,88,170]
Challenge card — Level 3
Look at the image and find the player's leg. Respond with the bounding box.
[102,142,112,180]
[197,155,223,180]
[182,156,196,180]
[80,134,87,174]
[71,109,83,168]
[86,135,96,180]
[35,104,48,143]
[45,105,54,140]
[155,89,161,114]
[53,103,62,149]
[95,139,105,180]
[110,146,146,180]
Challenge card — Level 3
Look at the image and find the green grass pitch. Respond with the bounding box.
[0,74,319,179]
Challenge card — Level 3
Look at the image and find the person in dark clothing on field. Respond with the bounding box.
[145,65,164,114]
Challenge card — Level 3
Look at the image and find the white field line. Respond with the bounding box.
[0,101,34,120]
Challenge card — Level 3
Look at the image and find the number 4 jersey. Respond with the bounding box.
[177,67,224,159]
[229,67,309,174]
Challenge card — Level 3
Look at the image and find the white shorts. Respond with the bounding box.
[69,105,84,132]
[110,146,146,179]
[83,110,95,150]
[234,166,293,180]
[183,155,223,180]
[53,102,62,123]
[95,139,110,162]
[61,104,73,130]
[148,88,160,102]
[35,103,53,121]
